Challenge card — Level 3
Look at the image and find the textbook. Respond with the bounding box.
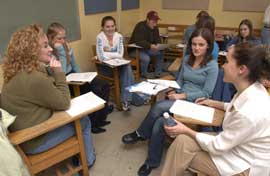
[66,72,97,83]
[127,81,168,95]
[66,92,105,117]
[169,100,214,123]
[102,58,131,67]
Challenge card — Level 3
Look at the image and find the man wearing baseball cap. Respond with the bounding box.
[128,10,164,79]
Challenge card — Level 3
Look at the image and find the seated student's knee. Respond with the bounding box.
[174,134,199,152]
[152,118,166,135]
[152,100,173,113]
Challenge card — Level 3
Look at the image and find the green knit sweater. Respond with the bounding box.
[1,67,70,151]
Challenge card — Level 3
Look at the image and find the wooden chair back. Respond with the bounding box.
[6,111,90,176]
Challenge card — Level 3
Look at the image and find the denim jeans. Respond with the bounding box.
[129,49,164,76]
[261,26,270,46]
[27,117,95,167]
[98,64,134,103]
[137,100,175,167]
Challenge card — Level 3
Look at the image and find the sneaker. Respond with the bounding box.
[138,164,154,176]
[122,102,130,111]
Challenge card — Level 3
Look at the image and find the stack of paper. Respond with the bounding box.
[128,81,168,95]
[127,43,143,48]
[147,79,180,89]
[169,100,214,123]
[176,43,186,48]
[103,58,131,67]
[66,92,106,117]
[66,72,97,82]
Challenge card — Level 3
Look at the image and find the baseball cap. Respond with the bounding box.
[147,11,161,21]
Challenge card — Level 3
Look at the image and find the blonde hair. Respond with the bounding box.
[3,24,44,83]
[47,22,71,65]
[264,5,270,25]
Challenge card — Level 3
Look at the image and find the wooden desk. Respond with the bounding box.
[174,108,225,127]
[68,81,86,97]
[8,103,104,176]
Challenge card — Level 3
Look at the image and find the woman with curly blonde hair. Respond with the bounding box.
[1,24,96,167]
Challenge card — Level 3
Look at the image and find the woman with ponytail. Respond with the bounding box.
[161,42,270,176]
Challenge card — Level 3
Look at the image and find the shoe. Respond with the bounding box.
[122,131,145,144]
[91,127,106,134]
[99,120,111,127]
[138,164,154,176]
[122,102,130,111]
[107,104,114,114]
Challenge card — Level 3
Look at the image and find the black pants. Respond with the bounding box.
[69,78,110,127]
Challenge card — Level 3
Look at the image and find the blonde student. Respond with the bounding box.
[1,24,95,167]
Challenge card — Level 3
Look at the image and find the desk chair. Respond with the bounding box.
[124,45,140,81]
[7,112,90,176]
[91,45,122,110]
[68,81,86,97]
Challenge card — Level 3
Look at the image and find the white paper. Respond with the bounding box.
[147,79,180,89]
[127,43,143,48]
[219,51,227,56]
[128,81,168,95]
[156,44,169,50]
[176,43,186,48]
[66,72,97,82]
[103,58,130,67]
[66,92,106,117]
[169,100,214,123]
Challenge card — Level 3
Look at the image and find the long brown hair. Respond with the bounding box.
[187,28,214,67]
[3,24,44,83]
[47,22,71,65]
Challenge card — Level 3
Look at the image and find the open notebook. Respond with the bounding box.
[66,92,106,117]
[102,58,130,67]
[169,100,215,123]
[66,72,97,82]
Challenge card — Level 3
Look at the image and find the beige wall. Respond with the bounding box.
[0,65,3,91]
[140,0,264,28]
[69,0,140,72]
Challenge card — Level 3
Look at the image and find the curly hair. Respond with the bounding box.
[3,24,44,83]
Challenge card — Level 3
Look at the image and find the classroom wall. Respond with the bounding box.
[140,0,265,28]
[0,65,3,91]
[69,0,140,72]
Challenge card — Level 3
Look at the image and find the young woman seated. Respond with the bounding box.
[47,22,113,134]
[1,24,95,167]
[96,16,134,111]
[161,43,270,176]
[226,19,261,50]
[121,28,219,176]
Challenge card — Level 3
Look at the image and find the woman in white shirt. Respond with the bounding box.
[161,43,270,176]
[96,16,134,111]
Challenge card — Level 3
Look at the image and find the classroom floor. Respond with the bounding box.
[90,104,165,176]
